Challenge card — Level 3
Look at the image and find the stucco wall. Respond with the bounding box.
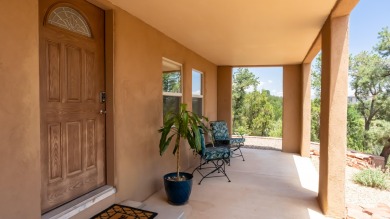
[300,63,312,157]
[282,65,302,154]
[318,16,349,218]
[0,0,217,217]
[111,6,218,203]
[0,0,41,218]
[217,66,233,134]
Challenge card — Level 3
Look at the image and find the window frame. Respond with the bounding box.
[162,58,183,116]
[192,69,204,116]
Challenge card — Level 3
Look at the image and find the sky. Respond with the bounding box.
[238,0,390,97]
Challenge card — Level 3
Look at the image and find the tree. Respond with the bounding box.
[269,118,282,137]
[346,105,365,151]
[375,27,390,58]
[374,27,390,120]
[268,95,283,121]
[232,68,259,131]
[243,90,275,136]
[310,53,322,142]
[163,72,181,92]
[365,120,390,155]
[350,51,389,131]
[310,99,321,142]
[243,91,262,131]
[311,53,322,98]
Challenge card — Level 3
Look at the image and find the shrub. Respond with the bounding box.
[353,168,390,190]
[235,125,249,136]
[365,120,390,155]
[347,105,365,151]
[269,118,282,138]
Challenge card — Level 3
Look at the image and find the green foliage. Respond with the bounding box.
[268,95,283,121]
[310,99,321,142]
[232,68,259,129]
[353,168,390,190]
[310,53,321,142]
[158,104,209,179]
[269,118,282,137]
[163,72,181,93]
[231,68,282,137]
[377,100,390,121]
[347,105,365,151]
[309,28,390,154]
[350,51,390,131]
[375,27,390,57]
[365,120,390,155]
[242,90,275,136]
[311,53,322,98]
[252,91,275,136]
[235,126,249,136]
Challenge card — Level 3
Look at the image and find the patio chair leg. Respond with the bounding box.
[192,159,231,185]
[230,143,245,161]
[238,147,245,161]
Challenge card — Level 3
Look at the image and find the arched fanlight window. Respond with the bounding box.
[47,6,91,37]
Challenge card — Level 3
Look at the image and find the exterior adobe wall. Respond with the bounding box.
[282,65,302,154]
[111,5,218,203]
[0,0,41,218]
[0,0,218,218]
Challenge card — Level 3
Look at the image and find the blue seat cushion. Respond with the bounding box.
[210,121,245,145]
[214,137,245,146]
[210,121,230,141]
[230,137,245,144]
[203,146,230,160]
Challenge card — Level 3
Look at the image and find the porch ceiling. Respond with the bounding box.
[107,0,337,66]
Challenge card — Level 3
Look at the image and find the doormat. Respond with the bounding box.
[91,204,158,219]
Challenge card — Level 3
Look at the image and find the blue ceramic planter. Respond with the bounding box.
[163,172,193,205]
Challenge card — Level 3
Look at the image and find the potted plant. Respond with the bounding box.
[158,103,208,205]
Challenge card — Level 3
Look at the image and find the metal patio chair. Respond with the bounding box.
[192,128,231,185]
[210,121,245,161]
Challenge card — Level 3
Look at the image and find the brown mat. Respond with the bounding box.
[91,204,158,219]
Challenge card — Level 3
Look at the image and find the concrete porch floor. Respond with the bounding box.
[144,148,326,219]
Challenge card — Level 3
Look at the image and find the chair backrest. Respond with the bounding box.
[210,121,230,141]
[199,127,206,156]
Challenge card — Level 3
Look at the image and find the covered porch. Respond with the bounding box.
[0,0,359,218]
[74,148,323,219]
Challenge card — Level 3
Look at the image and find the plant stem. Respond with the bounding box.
[176,137,181,180]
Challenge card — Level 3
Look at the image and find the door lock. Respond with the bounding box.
[99,109,107,114]
[99,91,106,103]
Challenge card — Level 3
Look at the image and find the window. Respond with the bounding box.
[162,58,182,116]
[192,69,203,116]
[47,6,92,37]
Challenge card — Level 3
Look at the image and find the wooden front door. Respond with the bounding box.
[39,0,106,213]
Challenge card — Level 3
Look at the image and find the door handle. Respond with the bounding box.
[99,109,107,114]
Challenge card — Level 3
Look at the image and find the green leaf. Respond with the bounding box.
[173,136,180,155]
[160,134,174,155]
[158,103,210,170]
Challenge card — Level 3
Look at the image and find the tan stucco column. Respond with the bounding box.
[282,64,311,156]
[300,63,312,157]
[217,66,233,134]
[282,65,302,153]
[318,15,349,218]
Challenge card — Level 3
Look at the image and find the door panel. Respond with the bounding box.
[65,46,82,102]
[48,123,62,182]
[47,42,61,102]
[85,51,97,101]
[86,119,97,169]
[66,121,82,175]
[40,0,105,213]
